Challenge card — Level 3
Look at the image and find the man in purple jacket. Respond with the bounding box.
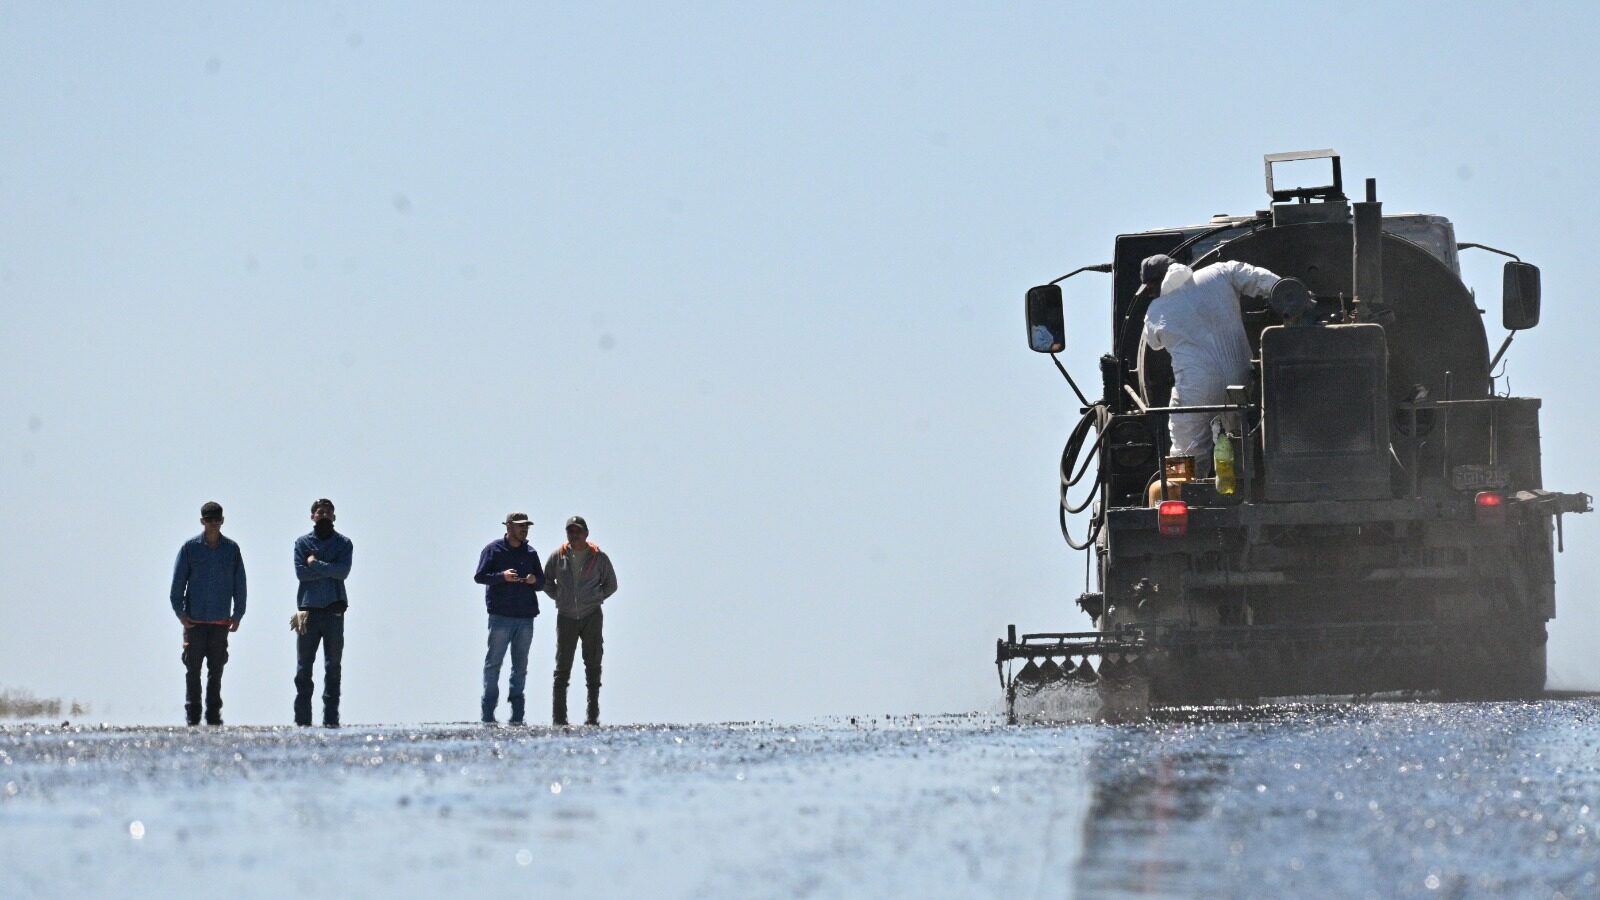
[473,513,545,725]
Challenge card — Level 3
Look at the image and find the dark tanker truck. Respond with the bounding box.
[998,150,1590,718]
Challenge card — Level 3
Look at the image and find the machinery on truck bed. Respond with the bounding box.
[999,151,1591,719]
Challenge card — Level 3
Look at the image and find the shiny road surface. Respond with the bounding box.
[2,700,1596,898]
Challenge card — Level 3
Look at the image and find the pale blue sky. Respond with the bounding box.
[3,2,1598,724]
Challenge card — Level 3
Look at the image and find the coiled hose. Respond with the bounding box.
[1060,403,1111,550]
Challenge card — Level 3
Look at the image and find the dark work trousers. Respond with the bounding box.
[553,609,603,724]
[182,624,230,724]
[294,608,345,726]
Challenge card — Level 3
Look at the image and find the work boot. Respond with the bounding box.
[585,686,600,727]
[205,715,224,727]
[552,685,568,727]
[509,696,525,726]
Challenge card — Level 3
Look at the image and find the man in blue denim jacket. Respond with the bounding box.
[472,513,544,725]
[293,498,353,727]
[170,500,247,726]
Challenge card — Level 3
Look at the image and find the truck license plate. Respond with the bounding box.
[1452,464,1511,490]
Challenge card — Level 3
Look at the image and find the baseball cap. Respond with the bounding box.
[565,515,588,531]
[504,513,533,526]
[1134,254,1176,301]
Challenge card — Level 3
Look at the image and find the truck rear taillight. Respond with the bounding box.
[1158,500,1188,537]
[1475,490,1506,526]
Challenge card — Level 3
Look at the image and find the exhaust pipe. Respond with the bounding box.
[1352,177,1384,320]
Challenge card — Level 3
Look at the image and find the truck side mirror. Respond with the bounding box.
[1026,285,1065,353]
[1503,261,1540,330]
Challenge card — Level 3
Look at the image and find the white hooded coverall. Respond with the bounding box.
[1141,260,1282,464]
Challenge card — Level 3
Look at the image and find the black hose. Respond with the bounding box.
[1059,403,1111,550]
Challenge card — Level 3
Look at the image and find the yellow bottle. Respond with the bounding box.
[1212,419,1236,496]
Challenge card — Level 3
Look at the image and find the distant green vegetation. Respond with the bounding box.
[0,688,85,720]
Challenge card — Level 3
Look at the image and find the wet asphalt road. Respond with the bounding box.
[1,700,1596,898]
[1073,699,1599,898]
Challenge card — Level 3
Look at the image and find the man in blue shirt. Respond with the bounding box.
[293,498,353,727]
[170,501,247,726]
[472,513,545,725]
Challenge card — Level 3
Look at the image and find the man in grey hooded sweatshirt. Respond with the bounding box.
[543,516,618,726]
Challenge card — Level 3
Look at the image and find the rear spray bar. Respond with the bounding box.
[995,618,1554,694]
[995,625,1145,689]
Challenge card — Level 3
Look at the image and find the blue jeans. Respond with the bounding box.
[294,608,344,726]
[482,614,535,722]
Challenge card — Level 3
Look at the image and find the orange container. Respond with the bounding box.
[1147,456,1195,506]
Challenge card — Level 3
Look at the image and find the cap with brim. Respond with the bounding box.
[1136,254,1175,302]
[504,513,532,526]
[565,515,588,531]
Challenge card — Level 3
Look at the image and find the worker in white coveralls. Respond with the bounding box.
[1137,254,1284,472]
